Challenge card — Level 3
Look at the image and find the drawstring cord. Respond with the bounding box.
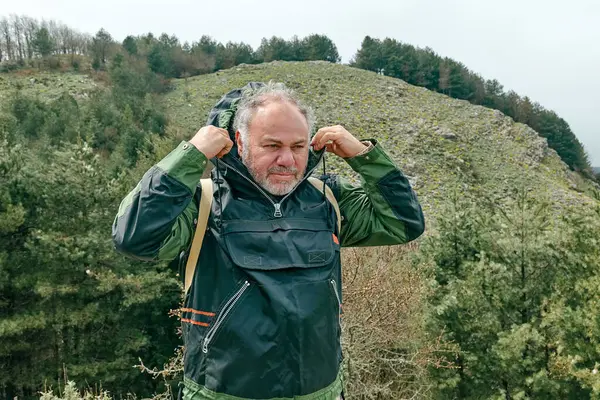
[321,152,327,201]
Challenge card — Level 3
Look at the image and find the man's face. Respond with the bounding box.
[237,101,310,196]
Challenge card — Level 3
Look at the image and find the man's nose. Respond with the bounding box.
[276,148,295,167]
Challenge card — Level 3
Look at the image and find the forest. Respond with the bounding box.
[1,13,600,400]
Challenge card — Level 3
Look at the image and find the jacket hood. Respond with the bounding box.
[205,82,325,187]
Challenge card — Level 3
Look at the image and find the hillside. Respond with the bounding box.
[164,61,596,221]
[0,70,98,106]
[2,61,600,399]
[1,62,592,211]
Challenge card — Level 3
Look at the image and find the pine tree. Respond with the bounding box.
[0,137,180,398]
[122,35,138,55]
[425,184,600,398]
[32,27,53,57]
[91,28,113,65]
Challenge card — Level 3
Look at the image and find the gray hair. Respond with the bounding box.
[233,81,316,149]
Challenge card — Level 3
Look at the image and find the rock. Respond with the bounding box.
[437,126,458,140]
[407,175,419,188]
[451,99,469,108]
[30,78,36,84]
[403,161,417,175]
[525,128,549,164]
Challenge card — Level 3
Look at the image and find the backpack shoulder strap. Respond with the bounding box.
[184,178,213,295]
[307,177,341,235]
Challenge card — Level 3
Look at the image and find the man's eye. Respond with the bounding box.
[265,144,278,148]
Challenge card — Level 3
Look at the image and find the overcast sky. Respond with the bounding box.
[3,0,599,165]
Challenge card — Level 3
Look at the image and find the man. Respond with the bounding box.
[112,82,425,400]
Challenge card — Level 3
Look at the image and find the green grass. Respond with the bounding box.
[0,70,99,109]
[163,61,597,222]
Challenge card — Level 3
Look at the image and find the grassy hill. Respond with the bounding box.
[2,61,593,215]
[164,61,596,222]
[0,70,98,107]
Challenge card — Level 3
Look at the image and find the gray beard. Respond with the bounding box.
[241,149,304,196]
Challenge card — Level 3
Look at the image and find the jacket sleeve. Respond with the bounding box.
[112,141,208,261]
[328,139,425,247]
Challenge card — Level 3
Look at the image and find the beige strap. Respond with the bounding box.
[184,179,213,295]
[308,177,342,235]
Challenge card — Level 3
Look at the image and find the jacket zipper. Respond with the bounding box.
[330,279,342,327]
[222,153,324,218]
[202,280,250,354]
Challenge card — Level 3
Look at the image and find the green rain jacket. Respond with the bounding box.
[112,83,425,400]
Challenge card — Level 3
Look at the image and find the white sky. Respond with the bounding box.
[3,0,599,165]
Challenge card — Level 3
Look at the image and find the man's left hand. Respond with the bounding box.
[311,125,368,159]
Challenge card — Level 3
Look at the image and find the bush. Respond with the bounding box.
[91,58,101,71]
[0,62,20,73]
[40,381,113,400]
[340,245,444,399]
[423,185,600,399]
[45,56,62,71]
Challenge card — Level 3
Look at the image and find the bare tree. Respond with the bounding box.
[438,60,450,95]
[60,24,72,54]
[22,16,39,59]
[46,19,61,55]
[0,17,13,60]
[10,14,25,62]
[0,14,93,65]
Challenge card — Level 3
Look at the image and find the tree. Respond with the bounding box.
[483,79,504,109]
[256,36,296,62]
[90,28,113,65]
[193,35,217,56]
[504,90,522,120]
[10,14,25,62]
[0,17,13,60]
[122,35,138,55]
[438,59,450,94]
[21,16,38,59]
[32,27,54,58]
[301,34,340,62]
[517,96,534,125]
[0,136,180,398]
[351,36,384,72]
[425,185,600,399]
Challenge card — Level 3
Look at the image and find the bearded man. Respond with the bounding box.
[113,82,425,400]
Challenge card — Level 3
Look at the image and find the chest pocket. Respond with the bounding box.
[222,218,337,270]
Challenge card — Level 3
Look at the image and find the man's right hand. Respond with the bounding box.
[189,125,233,159]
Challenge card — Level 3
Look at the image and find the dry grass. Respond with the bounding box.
[340,244,447,400]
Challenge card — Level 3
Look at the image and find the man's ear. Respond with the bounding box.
[235,130,243,158]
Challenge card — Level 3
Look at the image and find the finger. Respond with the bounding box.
[315,131,342,150]
[311,129,326,146]
[219,140,234,157]
[311,126,338,146]
[325,143,337,153]
[217,129,229,139]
